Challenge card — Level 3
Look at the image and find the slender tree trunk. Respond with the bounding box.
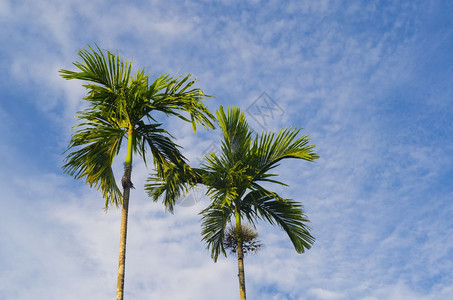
[235,210,246,300]
[116,128,134,300]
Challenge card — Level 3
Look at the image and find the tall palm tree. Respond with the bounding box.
[60,45,215,300]
[146,106,319,299]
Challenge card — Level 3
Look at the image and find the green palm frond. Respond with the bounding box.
[201,152,253,208]
[145,164,201,213]
[134,122,186,174]
[249,127,319,183]
[242,189,314,253]
[200,203,234,261]
[63,117,125,208]
[60,44,132,92]
[216,106,253,160]
[149,74,215,131]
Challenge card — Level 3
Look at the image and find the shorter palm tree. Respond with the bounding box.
[146,106,319,300]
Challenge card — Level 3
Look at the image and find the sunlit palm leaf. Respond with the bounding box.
[216,106,252,160]
[62,118,125,207]
[145,164,201,213]
[60,44,132,92]
[249,127,319,183]
[148,74,215,131]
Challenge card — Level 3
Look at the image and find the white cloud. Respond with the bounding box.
[308,287,346,300]
[1,0,453,299]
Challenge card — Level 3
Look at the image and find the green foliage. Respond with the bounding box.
[145,163,201,213]
[61,45,215,208]
[146,105,319,261]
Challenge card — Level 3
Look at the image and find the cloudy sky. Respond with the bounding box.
[1,0,453,299]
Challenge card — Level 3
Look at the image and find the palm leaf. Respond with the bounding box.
[62,117,125,208]
[134,122,186,173]
[60,44,132,92]
[242,189,315,253]
[249,127,319,183]
[145,164,201,213]
[216,106,253,160]
[200,203,234,261]
[148,74,215,131]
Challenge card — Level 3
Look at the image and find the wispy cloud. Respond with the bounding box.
[1,0,452,299]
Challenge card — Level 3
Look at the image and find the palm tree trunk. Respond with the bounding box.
[235,210,246,300]
[116,128,134,300]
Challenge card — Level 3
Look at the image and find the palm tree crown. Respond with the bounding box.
[146,106,318,299]
[198,106,319,260]
[146,105,319,256]
[61,45,215,208]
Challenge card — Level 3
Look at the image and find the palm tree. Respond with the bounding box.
[60,45,215,300]
[146,106,319,299]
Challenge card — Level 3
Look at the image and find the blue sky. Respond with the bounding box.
[1,1,453,299]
